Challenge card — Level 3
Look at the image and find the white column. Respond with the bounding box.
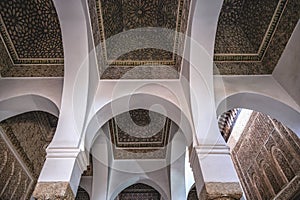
[188,0,242,199]
[170,131,187,200]
[35,150,87,194]
[91,134,110,200]
[190,142,242,199]
[34,0,92,198]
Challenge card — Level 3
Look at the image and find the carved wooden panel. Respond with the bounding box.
[232,112,300,199]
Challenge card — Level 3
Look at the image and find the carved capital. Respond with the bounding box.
[33,182,75,200]
[199,182,243,200]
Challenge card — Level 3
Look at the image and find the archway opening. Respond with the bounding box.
[75,186,90,200]
[115,183,161,200]
[187,185,198,200]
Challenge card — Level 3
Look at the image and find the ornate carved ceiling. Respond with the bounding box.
[89,0,190,79]
[187,186,198,200]
[0,111,57,199]
[214,0,300,75]
[109,109,171,159]
[0,0,64,77]
[115,183,161,200]
[1,0,298,77]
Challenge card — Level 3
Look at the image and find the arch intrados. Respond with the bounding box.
[85,93,194,152]
[110,178,168,200]
[216,92,300,135]
[0,94,59,123]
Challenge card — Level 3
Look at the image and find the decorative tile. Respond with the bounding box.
[33,182,74,200]
[0,133,34,200]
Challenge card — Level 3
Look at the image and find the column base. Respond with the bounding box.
[33,182,75,200]
[199,182,242,200]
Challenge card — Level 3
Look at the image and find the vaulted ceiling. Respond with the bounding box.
[214,0,300,75]
[108,109,172,159]
[0,0,298,163]
[0,0,64,77]
[89,0,190,79]
[0,0,299,77]
[0,1,299,199]
[115,183,161,199]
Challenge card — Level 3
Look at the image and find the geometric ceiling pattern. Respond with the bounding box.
[214,0,300,75]
[1,0,298,77]
[0,111,57,199]
[89,0,191,79]
[0,0,64,77]
[109,109,171,159]
[115,183,161,200]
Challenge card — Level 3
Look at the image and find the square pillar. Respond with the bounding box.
[33,182,74,200]
[32,149,88,200]
[190,144,243,200]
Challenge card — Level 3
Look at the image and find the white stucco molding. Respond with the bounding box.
[190,145,242,198]
[38,148,88,195]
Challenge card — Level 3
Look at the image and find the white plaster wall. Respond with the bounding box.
[108,164,170,200]
[189,0,223,144]
[273,20,300,106]
[85,80,194,153]
[79,176,93,198]
[36,0,92,194]
[91,133,110,200]
[0,78,63,121]
[51,0,90,148]
[185,149,195,198]
[215,75,300,114]
[0,78,63,109]
[215,75,300,135]
[170,131,186,200]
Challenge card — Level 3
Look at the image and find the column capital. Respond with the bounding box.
[33,182,74,200]
[199,182,243,200]
[189,146,243,200]
[33,149,88,199]
[46,148,88,173]
[192,143,230,156]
